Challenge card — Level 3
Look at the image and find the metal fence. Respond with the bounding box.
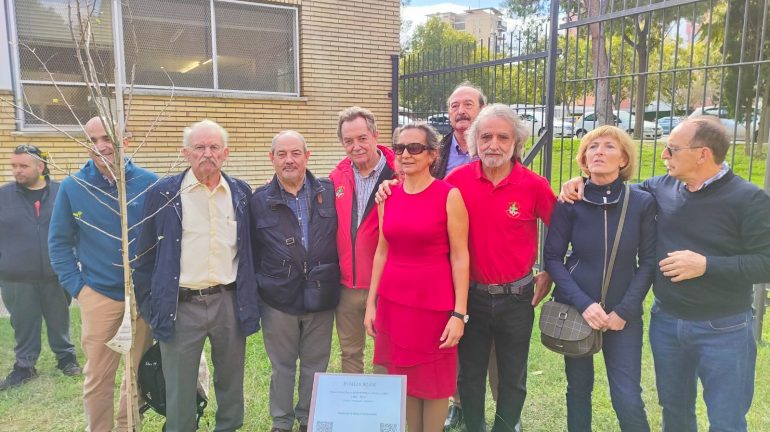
[392,0,770,340]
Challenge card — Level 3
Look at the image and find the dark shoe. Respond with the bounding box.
[0,366,38,391]
[57,358,82,376]
[444,405,463,430]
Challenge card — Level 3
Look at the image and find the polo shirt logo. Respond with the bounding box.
[507,202,520,218]
[335,186,345,199]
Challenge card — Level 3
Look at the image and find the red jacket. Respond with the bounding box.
[329,145,396,289]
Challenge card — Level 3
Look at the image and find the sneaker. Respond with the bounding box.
[57,358,82,376]
[0,366,38,391]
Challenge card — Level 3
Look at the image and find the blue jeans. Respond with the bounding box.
[649,301,756,432]
[565,317,649,432]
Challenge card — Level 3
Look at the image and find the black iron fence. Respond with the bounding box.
[393,0,770,340]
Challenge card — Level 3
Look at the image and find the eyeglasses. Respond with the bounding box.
[664,144,704,156]
[14,144,41,156]
[393,142,430,155]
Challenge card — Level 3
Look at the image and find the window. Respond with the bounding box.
[10,0,299,129]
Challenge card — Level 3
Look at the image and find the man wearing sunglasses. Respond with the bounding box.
[0,145,80,391]
[329,107,396,376]
[49,117,158,432]
[561,116,770,431]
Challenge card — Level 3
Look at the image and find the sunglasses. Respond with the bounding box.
[14,144,42,156]
[393,142,430,155]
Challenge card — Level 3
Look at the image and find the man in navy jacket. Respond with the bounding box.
[133,119,259,432]
[0,145,79,391]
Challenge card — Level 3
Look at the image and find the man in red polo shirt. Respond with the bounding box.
[446,104,555,432]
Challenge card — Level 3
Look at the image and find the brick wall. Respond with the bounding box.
[0,0,400,186]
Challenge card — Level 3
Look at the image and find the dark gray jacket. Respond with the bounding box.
[0,180,59,281]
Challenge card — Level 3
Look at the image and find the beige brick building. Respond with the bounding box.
[0,0,400,186]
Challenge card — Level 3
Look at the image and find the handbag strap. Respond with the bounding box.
[600,183,630,305]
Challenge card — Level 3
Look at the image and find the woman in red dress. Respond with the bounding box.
[364,122,469,432]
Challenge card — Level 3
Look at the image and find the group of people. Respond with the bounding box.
[0,80,768,432]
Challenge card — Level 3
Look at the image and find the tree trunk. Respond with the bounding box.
[588,0,613,126]
[633,17,649,140]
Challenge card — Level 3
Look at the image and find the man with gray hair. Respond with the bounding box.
[446,104,555,432]
[250,130,340,432]
[433,81,487,179]
[134,119,260,432]
[330,107,396,375]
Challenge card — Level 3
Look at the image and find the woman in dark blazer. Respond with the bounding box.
[544,125,656,432]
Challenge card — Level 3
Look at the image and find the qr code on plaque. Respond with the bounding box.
[314,421,333,432]
[380,423,398,432]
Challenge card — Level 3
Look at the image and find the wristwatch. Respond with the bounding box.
[451,311,469,324]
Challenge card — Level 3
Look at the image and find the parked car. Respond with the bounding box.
[656,116,682,134]
[573,111,663,139]
[427,113,453,136]
[516,111,574,138]
[689,106,747,140]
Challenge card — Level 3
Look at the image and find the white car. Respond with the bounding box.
[574,111,663,139]
[516,112,574,138]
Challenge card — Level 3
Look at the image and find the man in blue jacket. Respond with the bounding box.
[250,131,339,432]
[0,145,80,391]
[133,119,260,432]
[49,117,157,431]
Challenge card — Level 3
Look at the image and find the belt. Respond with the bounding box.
[473,272,534,295]
[178,282,236,301]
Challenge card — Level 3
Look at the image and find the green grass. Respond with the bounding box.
[1,302,769,431]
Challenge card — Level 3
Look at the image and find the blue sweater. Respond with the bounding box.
[544,178,657,321]
[48,160,158,300]
[641,171,770,319]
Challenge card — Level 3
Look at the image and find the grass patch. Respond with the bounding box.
[1,301,769,431]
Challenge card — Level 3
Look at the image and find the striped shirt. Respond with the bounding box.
[279,176,312,249]
[353,151,386,227]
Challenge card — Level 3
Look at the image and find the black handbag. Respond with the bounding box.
[539,184,630,358]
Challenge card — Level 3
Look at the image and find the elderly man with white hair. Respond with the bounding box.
[133,119,260,432]
[446,104,556,432]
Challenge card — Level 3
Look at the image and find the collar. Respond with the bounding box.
[181,168,230,195]
[473,159,522,187]
[583,176,625,206]
[277,174,310,196]
[692,162,730,191]
[352,150,385,178]
[451,134,469,155]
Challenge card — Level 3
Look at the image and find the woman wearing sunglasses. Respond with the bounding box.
[365,122,469,432]
[543,125,656,431]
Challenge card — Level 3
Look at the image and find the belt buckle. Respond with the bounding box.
[487,284,504,295]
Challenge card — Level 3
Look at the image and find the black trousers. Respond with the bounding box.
[458,283,534,432]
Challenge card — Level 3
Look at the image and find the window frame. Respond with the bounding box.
[9,0,301,131]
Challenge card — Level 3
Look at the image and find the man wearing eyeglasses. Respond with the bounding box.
[0,145,80,391]
[133,119,259,432]
[329,107,396,376]
[561,116,770,431]
[48,117,158,431]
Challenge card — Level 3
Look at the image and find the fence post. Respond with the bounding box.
[755,283,768,342]
[391,54,400,132]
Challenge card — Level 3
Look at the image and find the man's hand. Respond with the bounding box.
[606,311,626,331]
[439,316,464,349]
[364,303,377,338]
[374,179,399,204]
[532,271,552,306]
[659,250,707,282]
[582,303,609,330]
[559,176,585,204]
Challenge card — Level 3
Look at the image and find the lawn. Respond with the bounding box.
[1,302,769,431]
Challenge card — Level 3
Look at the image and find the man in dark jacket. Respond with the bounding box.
[133,119,260,432]
[0,145,80,391]
[251,130,340,432]
[432,81,486,180]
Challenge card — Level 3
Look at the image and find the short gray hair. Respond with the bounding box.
[183,119,229,148]
[336,106,378,141]
[392,122,440,150]
[466,104,529,161]
[271,130,308,152]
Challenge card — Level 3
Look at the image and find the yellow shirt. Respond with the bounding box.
[179,170,238,289]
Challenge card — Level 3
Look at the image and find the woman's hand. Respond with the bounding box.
[606,311,627,331]
[582,303,609,330]
[374,179,399,204]
[439,315,465,349]
[364,303,377,338]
